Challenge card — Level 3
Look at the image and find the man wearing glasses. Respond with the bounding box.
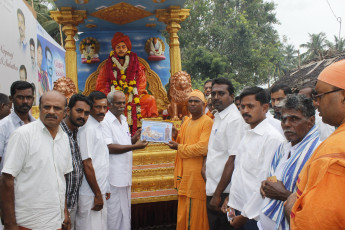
[0,81,35,170]
[285,59,345,229]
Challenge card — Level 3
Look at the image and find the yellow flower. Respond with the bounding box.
[86,60,91,63]
[127,105,132,110]
[121,75,126,80]
[128,87,133,93]
[115,86,121,90]
[113,64,117,68]
[81,45,85,49]
[113,80,118,85]
[110,50,114,56]
[134,97,140,104]
[137,114,142,119]
[127,51,131,54]
[119,80,124,85]
[120,70,125,75]
[129,80,136,86]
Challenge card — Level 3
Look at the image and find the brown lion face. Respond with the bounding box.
[175,74,191,90]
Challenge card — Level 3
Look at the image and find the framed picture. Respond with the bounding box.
[140,120,173,143]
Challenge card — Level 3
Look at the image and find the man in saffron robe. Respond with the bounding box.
[285,59,345,229]
[167,89,213,230]
[96,32,158,124]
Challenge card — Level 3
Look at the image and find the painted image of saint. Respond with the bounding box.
[45,46,53,85]
[165,125,171,141]
[37,39,50,96]
[19,65,27,81]
[29,38,36,69]
[17,9,27,51]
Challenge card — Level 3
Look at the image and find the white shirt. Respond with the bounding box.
[228,118,284,220]
[102,111,132,187]
[266,111,284,136]
[78,115,109,196]
[2,120,72,230]
[206,103,246,196]
[0,112,35,170]
[315,109,335,141]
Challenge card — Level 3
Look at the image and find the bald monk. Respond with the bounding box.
[167,90,213,230]
[96,32,158,121]
[285,59,345,229]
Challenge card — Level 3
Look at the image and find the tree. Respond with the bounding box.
[327,35,345,52]
[300,32,328,62]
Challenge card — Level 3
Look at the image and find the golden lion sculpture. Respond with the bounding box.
[53,77,77,102]
[167,71,192,121]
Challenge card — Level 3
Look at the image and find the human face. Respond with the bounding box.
[46,51,53,77]
[11,88,34,114]
[19,69,27,81]
[235,99,240,111]
[211,84,233,112]
[39,93,66,129]
[67,101,91,127]
[37,46,43,68]
[188,96,204,116]
[281,108,314,146]
[115,42,128,57]
[90,98,108,122]
[240,95,268,129]
[204,82,212,97]
[30,44,35,66]
[17,13,25,42]
[271,90,286,111]
[110,92,126,117]
[0,101,12,120]
[315,80,345,126]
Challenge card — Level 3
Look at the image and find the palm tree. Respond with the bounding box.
[333,36,345,52]
[300,32,328,61]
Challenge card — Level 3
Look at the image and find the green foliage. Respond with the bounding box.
[300,32,329,62]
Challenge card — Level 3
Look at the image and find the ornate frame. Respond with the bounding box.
[82,57,170,112]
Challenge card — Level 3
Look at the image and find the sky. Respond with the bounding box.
[272,0,345,51]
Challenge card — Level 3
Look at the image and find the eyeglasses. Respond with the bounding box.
[311,88,343,100]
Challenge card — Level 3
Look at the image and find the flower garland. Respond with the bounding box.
[109,50,142,134]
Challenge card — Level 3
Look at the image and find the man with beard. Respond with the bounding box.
[0,81,35,170]
[224,87,284,230]
[258,95,320,230]
[204,78,246,230]
[60,94,92,230]
[167,89,213,230]
[285,60,345,229]
[1,91,72,229]
[103,90,148,230]
[76,91,110,230]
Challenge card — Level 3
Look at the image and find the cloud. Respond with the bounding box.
[153,64,169,70]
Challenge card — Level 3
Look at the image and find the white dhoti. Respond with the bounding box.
[69,203,78,230]
[76,194,107,230]
[107,185,131,230]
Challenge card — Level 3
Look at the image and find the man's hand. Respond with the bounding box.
[166,141,178,150]
[221,196,229,214]
[284,192,297,222]
[229,215,248,228]
[132,128,141,143]
[208,194,222,212]
[261,180,291,201]
[3,225,19,230]
[172,126,178,140]
[91,193,104,211]
[134,140,148,149]
[62,209,71,230]
[106,193,111,200]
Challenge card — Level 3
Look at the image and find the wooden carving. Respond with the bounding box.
[167,71,192,121]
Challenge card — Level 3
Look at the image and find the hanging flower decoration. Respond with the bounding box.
[109,50,142,134]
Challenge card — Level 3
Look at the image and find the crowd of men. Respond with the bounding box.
[0,59,344,230]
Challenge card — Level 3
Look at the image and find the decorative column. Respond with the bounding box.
[156,6,190,76]
[50,7,87,91]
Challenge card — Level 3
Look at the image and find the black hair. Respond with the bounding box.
[45,46,52,58]
[204,79,213,87]
[10,81,34,97]
[29,38,35,48]
[17,9,25,24]
[281,94,315,118]
[88,91,107,103]
[19,65,27,81]
[212,77,235,95]
[239,87,269,104]
[68,94,92,109]
[37,39,42,49]
[235,96,240,101]
[0,93,10,105]
[271,84,292,95]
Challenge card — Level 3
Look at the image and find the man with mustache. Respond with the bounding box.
[204,77,246,230]
[258,94,320,230]
[60,94,92,230]
[224,87,284,230]
[285,60,345,229]
[0,81,35,170]
[167,89,213,230]
[270,85,292,120]
[102,90,148,230]
[1,91,72,229]
[76,91,110,230]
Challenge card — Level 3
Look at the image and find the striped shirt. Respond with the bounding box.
[61,120,83,209]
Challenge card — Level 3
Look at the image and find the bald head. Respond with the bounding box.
[39,91,67,130]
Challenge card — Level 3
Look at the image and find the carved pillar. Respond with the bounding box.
[50,7,87,91]
[156,6,190,76]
